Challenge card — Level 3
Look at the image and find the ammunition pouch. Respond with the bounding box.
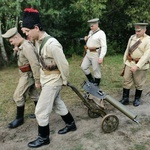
[45,65,58,71]
[84,45,88,50]
[127,55,140,64]
[134,58,140,64]
[19,64,31,72]
[83,45,87,56]
[120,67,125,76]
[41,64,60,75]
[127,55,132,62]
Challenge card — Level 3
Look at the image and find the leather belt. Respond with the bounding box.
[41,67,60,75]
[43,70,60,75]
[127,55,140,64]
[84,45,100,52]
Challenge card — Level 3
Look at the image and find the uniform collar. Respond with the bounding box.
[38,32,49,43]
[18,39,25,50]
[91,28,100,34]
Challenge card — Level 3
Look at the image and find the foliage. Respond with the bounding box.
[125,0,150,25]
[1,0,150,62]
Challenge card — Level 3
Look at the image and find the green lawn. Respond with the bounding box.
[1,54,149,123]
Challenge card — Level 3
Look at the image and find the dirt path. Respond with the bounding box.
[0,85,150,150]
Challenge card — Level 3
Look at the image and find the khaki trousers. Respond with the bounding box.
[81,54,101,78]
[13,75,39,106]
[123,65,147,90]
[35,85,68,126]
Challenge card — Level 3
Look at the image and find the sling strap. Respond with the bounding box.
[128,39,142,55]
[38,36,52,70]
[39,36,52,55]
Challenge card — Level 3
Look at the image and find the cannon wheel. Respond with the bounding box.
[101,114,119,133]
[88,109,106,118]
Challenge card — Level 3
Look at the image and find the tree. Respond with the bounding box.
[0,0,22,65]
[0,21,8,63]
[1,0,150,65]
[100,0,150,54]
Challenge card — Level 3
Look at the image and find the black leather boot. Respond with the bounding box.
[58,112,77,134]
[28,124,50,148]
[29,101,37,119]
[86,73,95,83]
[8,105,24,129]
[133,89,142,107]
[94,78,101,86]
[119,88,130,105]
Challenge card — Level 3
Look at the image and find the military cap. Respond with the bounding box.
[22,8,42,29]
[87,18,99,25]
[2,27,18,39]
[134,23,148,31]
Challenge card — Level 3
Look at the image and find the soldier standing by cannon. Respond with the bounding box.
[119,23,150,107]
[81,18,107,86]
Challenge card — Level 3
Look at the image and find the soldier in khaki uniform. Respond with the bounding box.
[81,18,107,86]
[2,27,40,128]
[120,23,150,107]
[21,8,77,148]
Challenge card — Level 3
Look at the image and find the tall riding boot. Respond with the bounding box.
[29,101,37,119]
[86,73,95,83]
[94,78,101,86]
[8,105,24,129]
[58,112,77,134]
[119,88,130,105]
[28,124,50,148]
[133,89,142,107]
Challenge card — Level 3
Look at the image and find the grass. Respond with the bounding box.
[129,142,150,150]
[68,54,124,90]
[70,145,83,150]
[1,54,150,150]
[1,54,150,119]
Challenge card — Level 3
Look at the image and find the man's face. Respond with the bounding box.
[8,35,18,47]
[135,28,146,38]
[90,23,99,31]
[21,26,38,40]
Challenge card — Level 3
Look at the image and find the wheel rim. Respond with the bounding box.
[101,114,119,133]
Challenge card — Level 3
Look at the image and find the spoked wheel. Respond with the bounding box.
[88,109,101,118]
[101,114,119,133]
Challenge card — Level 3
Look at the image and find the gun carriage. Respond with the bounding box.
[67,81,138,133]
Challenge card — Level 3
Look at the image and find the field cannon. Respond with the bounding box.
[67,81,138,133]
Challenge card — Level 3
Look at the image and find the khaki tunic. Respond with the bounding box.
[35,33,69,86]
[35,32,69,126]
[13,40,40,106]
[123,34,150,90]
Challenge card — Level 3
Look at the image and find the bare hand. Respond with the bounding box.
[98,58,103,64]
[13,47,19,52]
[35,83,41,89]
[130,66,138,72]
[84,36,88,41]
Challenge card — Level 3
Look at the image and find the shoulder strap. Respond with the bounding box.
[128,39,142,54]
[87,28,100,40]
[91,28,100,36]
[39,36,52,55]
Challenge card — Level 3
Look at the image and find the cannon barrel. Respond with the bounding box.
[105,95,138,123]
